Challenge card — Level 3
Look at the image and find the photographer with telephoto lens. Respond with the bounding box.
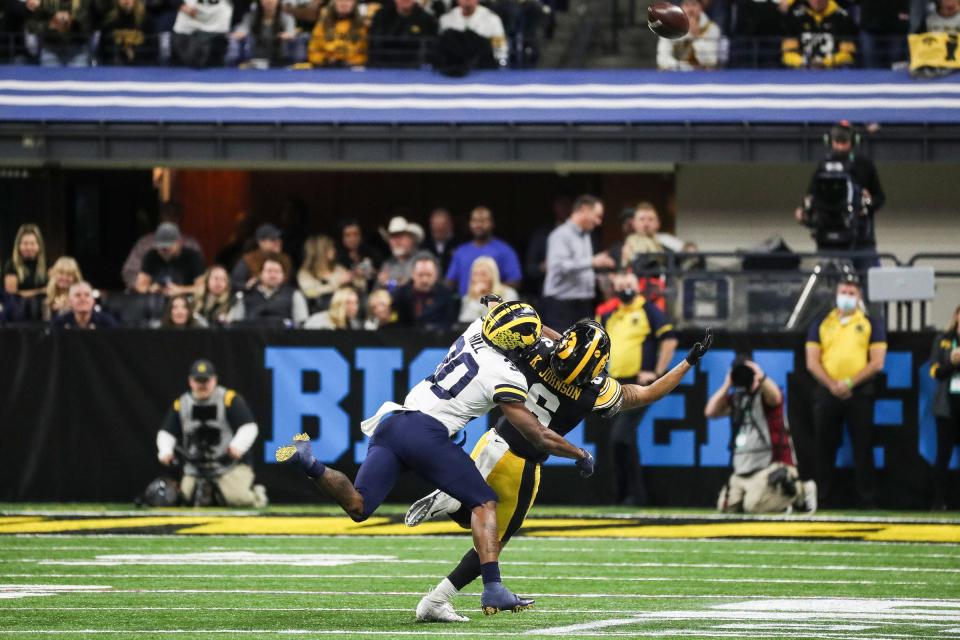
[155,359,268,507]
[794,121,885,273]
[705,354,817,514]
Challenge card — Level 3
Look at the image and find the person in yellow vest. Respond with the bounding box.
[597,272,678,505]
[805,275,886,507]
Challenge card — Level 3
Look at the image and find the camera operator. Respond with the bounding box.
[156,359,268,507]
[794,121,886,273]
[705,355,817,514]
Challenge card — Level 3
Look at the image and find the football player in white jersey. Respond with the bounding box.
[277,299,593,616]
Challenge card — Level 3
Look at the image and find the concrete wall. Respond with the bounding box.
[675,163,960,328]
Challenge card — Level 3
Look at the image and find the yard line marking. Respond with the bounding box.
[0,631,924,639]
[0,573,929,586]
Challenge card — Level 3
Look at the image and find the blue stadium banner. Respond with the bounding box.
[0,328,947,507]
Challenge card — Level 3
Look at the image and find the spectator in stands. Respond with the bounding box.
[364,288,396,329]
[927,0,960,32]
[308,0,369,66]
[4,223,47,299]
[859,0,909,68]
[304,286,363,329]
[706,354,817,513]
[51,281,119,329]
[122,203,202,291]
[297,235,352,313]
[230,0,296,67]
[524,195,572,297]
[445,206,522,296]
[393,253,456,330]
[657,0,724,70]
[231,223,292,291]
[782,0,856,68]
[439,0,509,66]
[541,194,615,331]
[156,359,267,507]
[3,0,39,64]
[458,256,518,323]
[159,293,208,328]
[0,289,22,324]
[377,216,424,290]
[598,271,677,506]
[337,218,382,293]
[171,0,232,67]
[194,265,234,327]
[730,0,786,67]
[135,222,206,297]
[368,0,438,67]
[622,202,673,271]
[424,207,457,274]
[229,254,309,327]
[606,207,637,270]
[29,0,93,66]
[145,0,180,56]
[97,0,157,65]
[43,256,83,321]
[679,240,706,271]
[806,275,886,508]
[929,303,960,509]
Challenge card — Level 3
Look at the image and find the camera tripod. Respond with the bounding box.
[785,258,856,330]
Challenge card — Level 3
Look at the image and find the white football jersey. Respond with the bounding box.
[401,318,528,436]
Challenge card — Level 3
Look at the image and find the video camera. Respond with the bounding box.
[730,356,755,393]
[801,164,871,250]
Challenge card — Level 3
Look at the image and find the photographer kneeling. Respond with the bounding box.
[156,359,268,507]
[705,356,817,514]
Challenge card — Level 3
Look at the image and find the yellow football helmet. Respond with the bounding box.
[481,300,542,356]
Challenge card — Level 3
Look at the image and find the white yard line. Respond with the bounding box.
[0,630,928,639]
[0,573,929,586]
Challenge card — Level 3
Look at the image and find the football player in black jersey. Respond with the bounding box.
[406,316,712,622]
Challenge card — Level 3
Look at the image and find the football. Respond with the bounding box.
[647,1,689,39]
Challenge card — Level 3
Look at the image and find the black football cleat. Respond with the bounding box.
[480,582,534,616]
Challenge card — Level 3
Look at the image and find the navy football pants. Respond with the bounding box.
[354,411,498,520]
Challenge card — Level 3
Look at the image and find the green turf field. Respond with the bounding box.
[2,507,959,639]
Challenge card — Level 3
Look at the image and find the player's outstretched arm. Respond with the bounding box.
[498,401,586,462]
[620,329,713,412]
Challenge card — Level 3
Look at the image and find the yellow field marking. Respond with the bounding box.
[0,517,216,534]
[0,515,957,543]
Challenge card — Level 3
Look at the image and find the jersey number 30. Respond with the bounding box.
[428,336,479,400]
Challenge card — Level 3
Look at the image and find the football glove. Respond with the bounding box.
[576,449,595,478]
[685,328,714,366]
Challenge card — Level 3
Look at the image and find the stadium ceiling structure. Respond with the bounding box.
[2,68,959,168]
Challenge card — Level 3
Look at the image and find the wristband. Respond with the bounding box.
[843,377,853,389]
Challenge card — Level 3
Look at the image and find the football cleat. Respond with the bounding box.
[416,596,470,623]
[275,433,324,477]
[480,583,534,616]
[405,490,458,527]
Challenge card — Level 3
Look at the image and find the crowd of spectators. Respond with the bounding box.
[657,0,960,71]
[0,194,699,335]
[0,0,547,69]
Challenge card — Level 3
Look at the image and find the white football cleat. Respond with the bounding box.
[416,596,470,623]
[405,490,459,527]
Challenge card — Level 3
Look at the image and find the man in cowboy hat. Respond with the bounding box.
[377,215,425,291]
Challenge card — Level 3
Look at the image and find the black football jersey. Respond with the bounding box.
[494,337,622,463]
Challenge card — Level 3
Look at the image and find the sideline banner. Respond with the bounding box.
[0,328,947,507]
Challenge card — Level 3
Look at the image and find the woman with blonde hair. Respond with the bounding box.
[298,235,352,311]
[304,286,362,329]
[43,256,84,321]
[195,265,234,327]
[364,288,396,330]
[4,223,48,297]
[458,256,518,322]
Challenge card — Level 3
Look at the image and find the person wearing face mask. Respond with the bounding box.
[805,275,887,508]
[596,271,677,506]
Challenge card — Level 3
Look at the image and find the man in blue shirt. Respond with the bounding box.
[446,207,522,296]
